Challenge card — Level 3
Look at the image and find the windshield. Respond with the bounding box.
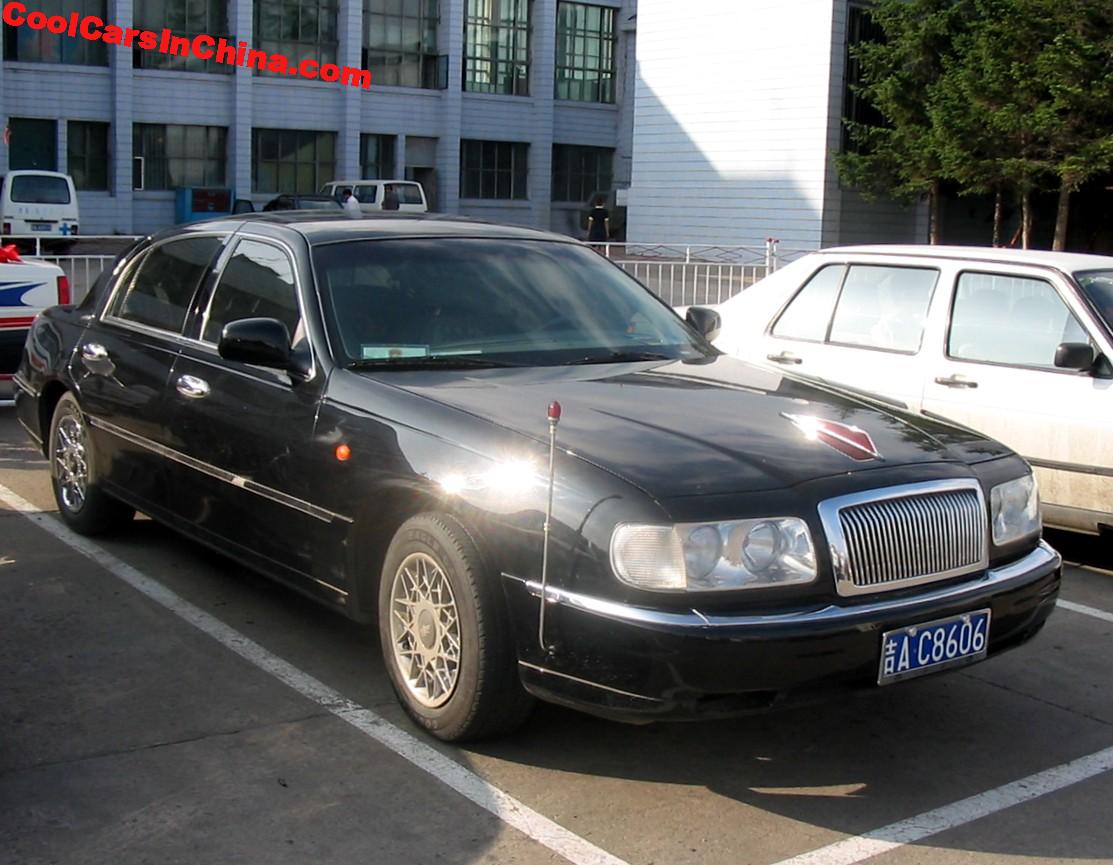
[312,238,715,368]
[1074,269,1113,331]
[11,175,71,205]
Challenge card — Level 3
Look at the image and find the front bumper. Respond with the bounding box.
[504,541,1061,722]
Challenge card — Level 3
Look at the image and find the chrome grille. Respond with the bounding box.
[818,481,988,597]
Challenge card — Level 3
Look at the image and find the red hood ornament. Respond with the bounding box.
[783,413,883,462]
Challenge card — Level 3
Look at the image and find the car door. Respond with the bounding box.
[760,261,939,407]
[921,266,1113,528]
[77,234,226,516]
[164,234,345,600]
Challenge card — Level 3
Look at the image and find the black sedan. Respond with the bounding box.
[13,214,1061,742]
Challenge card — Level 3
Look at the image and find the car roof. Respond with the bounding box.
[149,212,578,246]
[818,244,1113,273]
[324,179,417,185]
[5,170,72,180]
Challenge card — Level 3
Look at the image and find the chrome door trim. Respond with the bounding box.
[87,415,353,525]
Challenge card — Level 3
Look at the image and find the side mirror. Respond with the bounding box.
[219,318,292,370]
[1054,342,1095,371]
[686,306,722,342]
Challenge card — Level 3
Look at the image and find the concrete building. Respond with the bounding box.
[1,0,636,236]
[628,0,927,250]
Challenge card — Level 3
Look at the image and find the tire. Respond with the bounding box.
[378,512,534,742]
[48,392,134,536]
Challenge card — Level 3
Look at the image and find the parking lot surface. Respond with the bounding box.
[0,409,1110,865]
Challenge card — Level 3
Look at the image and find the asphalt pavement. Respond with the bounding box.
[0,408,1110,865]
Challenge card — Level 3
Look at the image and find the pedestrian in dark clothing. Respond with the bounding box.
[588,195,610,252]
[382,184,400,211]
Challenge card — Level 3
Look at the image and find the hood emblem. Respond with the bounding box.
[783,414,883,462]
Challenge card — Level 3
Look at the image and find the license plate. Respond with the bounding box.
[878,609,991,685]
[30,223,52,232]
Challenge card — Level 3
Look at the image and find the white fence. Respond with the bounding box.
[601,240,815,306]
[6,235,818,307]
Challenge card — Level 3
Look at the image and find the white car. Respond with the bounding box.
[319,179,428,213]
[0,251,68,397]
[709,245,1113,534]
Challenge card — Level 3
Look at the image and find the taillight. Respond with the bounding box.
[57,275,71,305]
[2,223,10,236]
[71,225,79,235]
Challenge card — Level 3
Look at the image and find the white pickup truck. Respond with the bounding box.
[0,249,68,398]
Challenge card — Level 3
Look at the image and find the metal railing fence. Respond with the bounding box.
[2,235,142,303]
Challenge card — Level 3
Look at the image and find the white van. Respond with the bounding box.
[0,171,80,242]
[319,179,428,214]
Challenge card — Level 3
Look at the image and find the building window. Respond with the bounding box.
[68,122,110,191]
[363,0,441,88]
[464,0,531,96]
[551,144,612,202]
[460,140,528,200]
[361,134,397,179]
[842,3,886,153]
[3,0,107,65]
[255,0,339,74]
[134,0,231,74]
[555,3,615,103]
[9,119,58,171]
[134,125,227,190]
[253,129,337,194]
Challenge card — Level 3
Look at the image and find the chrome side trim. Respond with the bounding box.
[12,374,36,397]
[502,542,1060,632]
[517,661,664,703]
[817,479,988,597]
[87,416,353,525]
[1026,456,1113,479]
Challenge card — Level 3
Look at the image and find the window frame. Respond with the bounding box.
[551,143,614,203]
[363,0,442,89]
[459,139,529,201]
[67,121,110,192]
[360,133,397,179]
[554,1,616,104]
[768,262,941,356]
[198,236,303,347]
[133,124,228,191]
[3,0,108,66]
[944,269,1097,375]
[254,0,340,77]
[463,0,532,96]
[103,234,227,338]
[134,0,232,74]
[252,128,338,195]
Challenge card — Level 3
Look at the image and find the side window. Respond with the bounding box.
[399,185,424,205]
[113,237,222,333]
[771,265,846,341]
[829,265,938,353]
[355,185,379,204]
[949,272,1088,368]
[202,239,300,344]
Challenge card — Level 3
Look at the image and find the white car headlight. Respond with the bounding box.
[610,518,817,591]
[990,474,1040,546]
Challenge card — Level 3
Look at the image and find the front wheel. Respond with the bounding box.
[48,392,134,535]
[378,513,534,742]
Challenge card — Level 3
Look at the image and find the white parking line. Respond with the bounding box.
[769,745,1113,865]
[1057,599,1113,625]
[0,485,631,865]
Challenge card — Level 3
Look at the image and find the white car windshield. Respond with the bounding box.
[1074,269,1113,332]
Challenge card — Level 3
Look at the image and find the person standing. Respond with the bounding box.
[342,188,362,219]
[382,184,401,211]
[588,195,610,252]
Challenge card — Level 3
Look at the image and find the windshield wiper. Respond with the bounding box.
[348,356,524,371]
[562,350,675,366]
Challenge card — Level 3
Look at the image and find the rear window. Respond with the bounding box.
[399,184,424,205]
[11,175,71,205]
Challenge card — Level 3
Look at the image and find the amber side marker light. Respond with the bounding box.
[335,444,352,462]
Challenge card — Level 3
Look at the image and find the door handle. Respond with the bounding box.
[934,374,979,389]
[81,343,108,362]
[767,351,804,365]
[176,374,211,400]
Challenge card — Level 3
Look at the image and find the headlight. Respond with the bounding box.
[990,474,1040,546]
[611,518,817,591]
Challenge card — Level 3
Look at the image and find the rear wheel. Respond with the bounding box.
[48,392,134,535]
[378,513,533,742]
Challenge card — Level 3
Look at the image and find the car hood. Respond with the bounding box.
[374,355,1011,498]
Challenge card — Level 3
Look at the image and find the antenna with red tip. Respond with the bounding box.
[539,400,562,650]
